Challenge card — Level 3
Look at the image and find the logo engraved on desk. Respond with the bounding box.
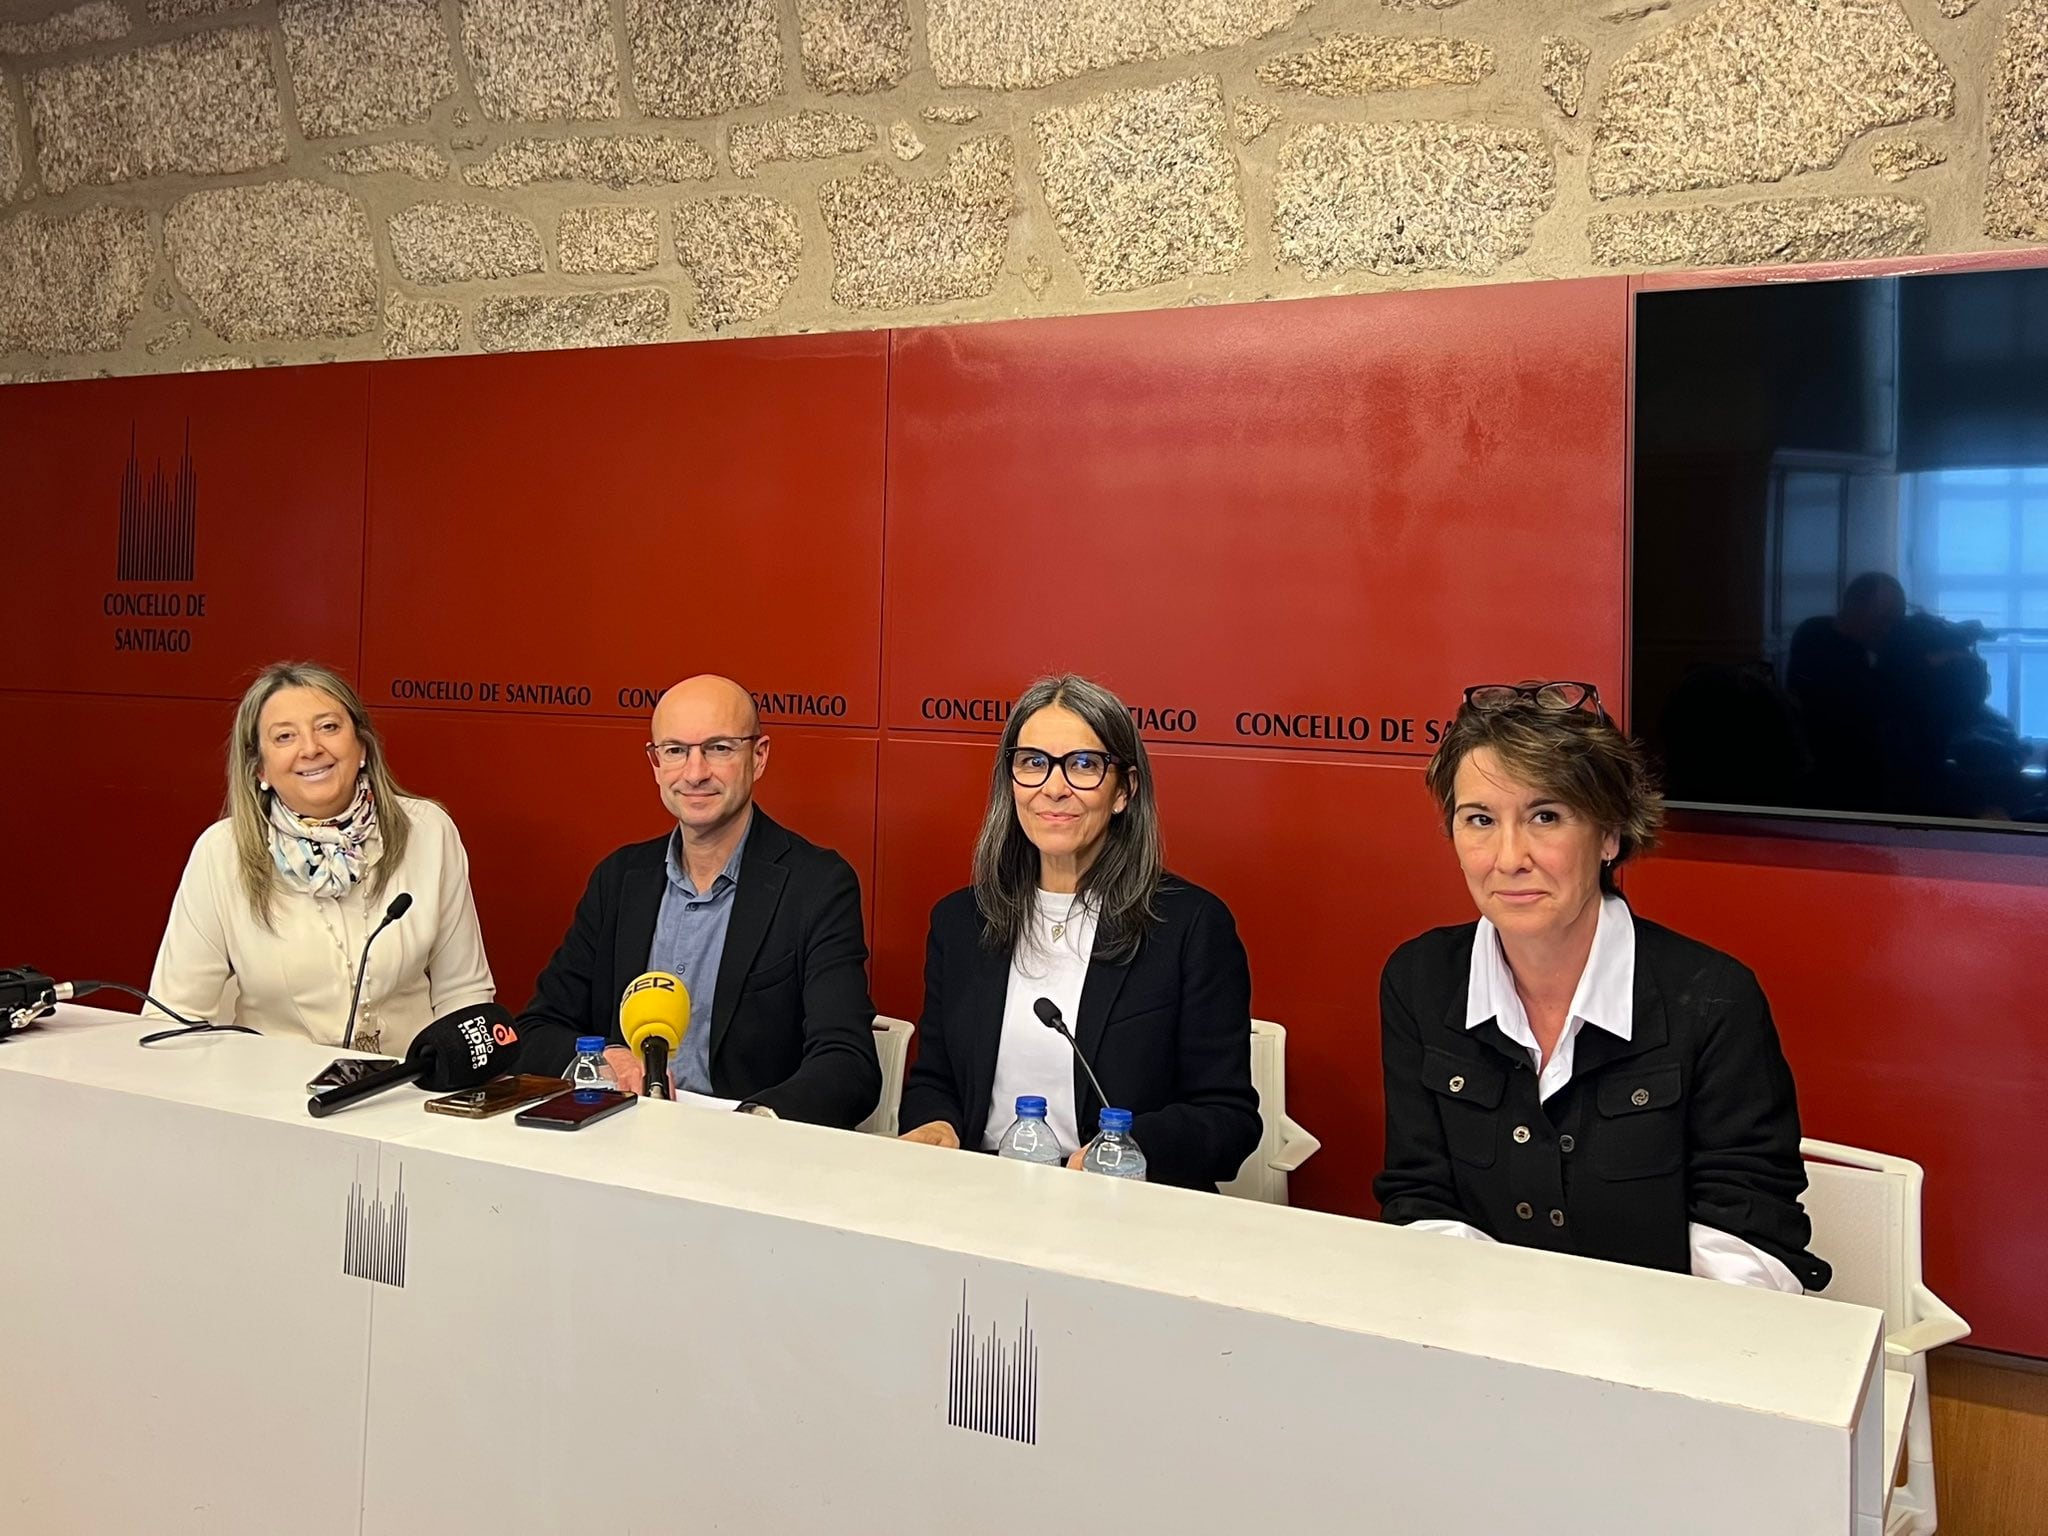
[342,1166,408,1288]
[946,1283,1037,1446]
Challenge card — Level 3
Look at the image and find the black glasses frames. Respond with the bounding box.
[1009,748,1121,790]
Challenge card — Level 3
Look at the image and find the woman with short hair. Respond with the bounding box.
[899,674,1261,1189]
[1375,681,1829,1290]
[147,661,493,1054]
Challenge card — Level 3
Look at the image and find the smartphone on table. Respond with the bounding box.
[514,1088,637,1131]
[307,1056,400,1093]
[424,1075,566,1119]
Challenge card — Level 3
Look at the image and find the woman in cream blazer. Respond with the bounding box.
[148,661,493,1055]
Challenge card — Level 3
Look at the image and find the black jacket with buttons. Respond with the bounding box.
[1373,913,1830,1290]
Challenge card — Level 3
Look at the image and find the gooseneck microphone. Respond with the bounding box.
[1032,997,1112,1110]
[342,893,414,1051]
[620,971,690,1100]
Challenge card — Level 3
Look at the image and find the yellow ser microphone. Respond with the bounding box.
[620,971,690,1101]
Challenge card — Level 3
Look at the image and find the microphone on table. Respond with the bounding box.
[1033,997,1114,1112]
[306,1056,426,1118]
[316,1000,524,1114]
[620,971,689,1100]
[342,893,413,1051]
[403,1001,521,1091]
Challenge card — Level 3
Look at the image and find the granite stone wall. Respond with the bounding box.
[0,0,2041,382]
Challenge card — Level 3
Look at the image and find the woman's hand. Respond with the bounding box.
[899,1120,961,1149]
[1066,1147,1087,1170]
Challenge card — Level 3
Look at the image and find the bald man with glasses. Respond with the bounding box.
[513,675,880,1126]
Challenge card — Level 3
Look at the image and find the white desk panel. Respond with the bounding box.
[0,1068,381,1534]
[383,1082,1883,1429]
[363,1128,1876,1535]
[2,1008,1888,1535]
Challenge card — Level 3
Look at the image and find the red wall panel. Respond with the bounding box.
[870,736,994,1020]
[1629,839,2048,1355]
[359,336,886,728]
[0,691,234,991]
[376,709,879,1008]
[0,368,368,698]
[883,281,1629,755]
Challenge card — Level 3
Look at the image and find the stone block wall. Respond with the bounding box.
[0,0,2042,383]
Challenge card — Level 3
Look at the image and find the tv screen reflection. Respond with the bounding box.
[1633,266,2048,830]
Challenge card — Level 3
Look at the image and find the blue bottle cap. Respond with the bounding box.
[575,1035,606,1054]
[1015,1095,1048,1115]
[1098,1107,1133,1133]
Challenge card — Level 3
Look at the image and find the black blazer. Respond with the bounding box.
[516,809,880,1128]
[1373,913,1830,1289]
[899,878,1262,1191]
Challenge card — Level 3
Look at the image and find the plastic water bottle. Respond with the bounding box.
[1082,1107,1147,1181]
[564,1036,616,1099]
[996,1096,1065,1165]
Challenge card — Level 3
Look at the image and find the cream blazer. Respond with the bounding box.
[146,796,494,1054]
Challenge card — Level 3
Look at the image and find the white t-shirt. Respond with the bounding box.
[980,890,1098,1156]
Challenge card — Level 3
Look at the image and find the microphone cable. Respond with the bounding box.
[27,978,263,1048]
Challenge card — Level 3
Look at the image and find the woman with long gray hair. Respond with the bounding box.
[146,661,494,1054]
[898,674,1260,1189]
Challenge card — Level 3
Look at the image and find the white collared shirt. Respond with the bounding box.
[1412,895,1802,1294]
[1467,893,1637,1105]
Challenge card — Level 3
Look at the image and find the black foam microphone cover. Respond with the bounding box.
[404,1001,521,1091]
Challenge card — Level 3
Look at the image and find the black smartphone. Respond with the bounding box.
[515,1088,637,1131]
[424,1075,566,1119]
[307,1056,401,1093]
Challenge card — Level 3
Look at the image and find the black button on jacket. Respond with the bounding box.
[1374,913,1831,1291]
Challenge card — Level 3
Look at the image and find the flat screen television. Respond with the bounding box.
[1632,263,2048,835]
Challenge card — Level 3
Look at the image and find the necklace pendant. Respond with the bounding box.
[1050,921,1065,942]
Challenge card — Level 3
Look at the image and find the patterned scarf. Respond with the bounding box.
[267,778,377,899]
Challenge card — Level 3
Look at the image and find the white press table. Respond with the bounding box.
[1,1006,1890,1535]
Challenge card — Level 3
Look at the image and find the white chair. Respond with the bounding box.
[857,1015,914,1137]
[1800,1138,1970,1535]
[1220,1019,1322,1205]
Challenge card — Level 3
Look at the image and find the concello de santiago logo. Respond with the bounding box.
[946,1282,1039,1446]
[116,422,197,583]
